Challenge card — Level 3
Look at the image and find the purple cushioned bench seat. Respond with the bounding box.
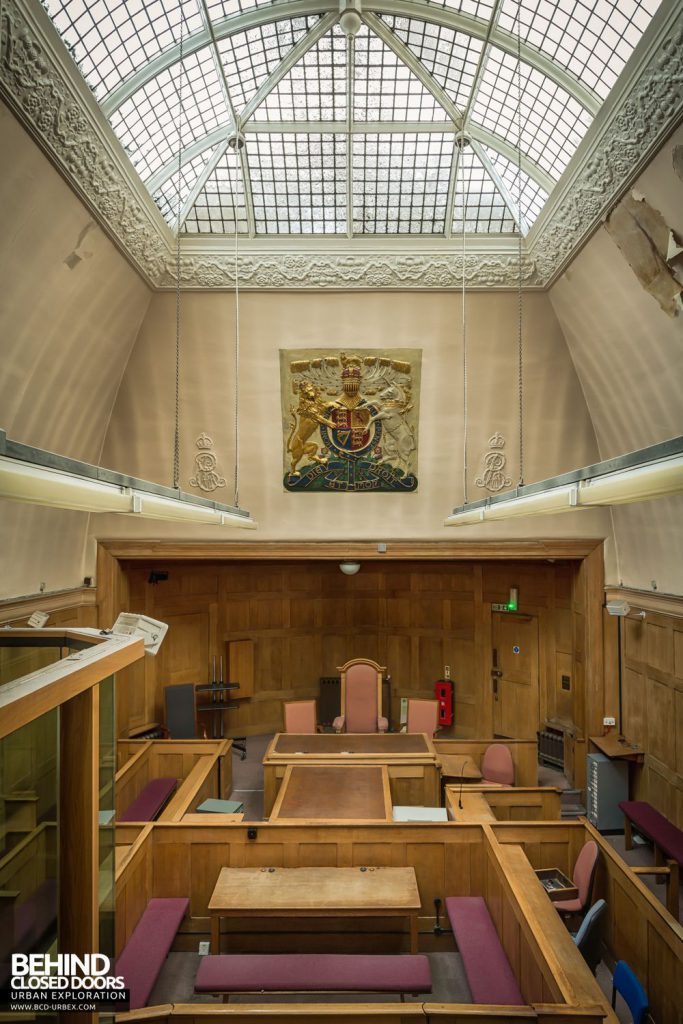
[116,897,189,1009]
[446,896,525,1005]
[119,777,177,822]
[619,801,683,866]
[195,954,432,995]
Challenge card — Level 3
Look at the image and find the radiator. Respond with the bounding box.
[537,727,564,769]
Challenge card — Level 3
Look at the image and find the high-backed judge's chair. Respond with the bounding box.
[333,659,388,733]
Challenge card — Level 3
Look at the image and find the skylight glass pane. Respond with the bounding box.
[353,133,454,234]
[257,25,347,121]
[355,25,445,122]
[110,46,230,182]
[379,17,484,114]
[429,0,495,19]
[249,134,346,234]
[217,18,317,113]
[482,146,548,225]
[44,0,203,99]
[472,47,593,179]
[153,148,218,226]
[497,0,662,99]
[206,0,277,19]
[182,152,248,233]
[453,146,516,233]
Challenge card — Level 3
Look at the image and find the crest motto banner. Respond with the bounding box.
[280,349,422,493]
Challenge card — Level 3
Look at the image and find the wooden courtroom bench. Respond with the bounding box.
[115,897,189,1009]
[119,778,177,822]
[619,800,682,918]
[446,896,525,1005]
[194,953,432,1001]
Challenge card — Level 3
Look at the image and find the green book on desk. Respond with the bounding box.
[196,798,244,814]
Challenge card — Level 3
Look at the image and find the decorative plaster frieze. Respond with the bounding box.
[2,0,682,290]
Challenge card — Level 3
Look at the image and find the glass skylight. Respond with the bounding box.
[249,134,346,234]
[353,134,454,234]
[257,25,348,121]
[453,147,516,233]
[217,18,318,113]
[42,0,661,238]
[182,151,249,232]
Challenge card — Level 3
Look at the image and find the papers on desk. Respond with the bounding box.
[392,806,448,822]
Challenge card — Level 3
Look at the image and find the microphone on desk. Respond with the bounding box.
[458,771,465,810]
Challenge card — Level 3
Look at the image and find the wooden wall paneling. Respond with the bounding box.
[115,746,151,818]
[114,824,153,956]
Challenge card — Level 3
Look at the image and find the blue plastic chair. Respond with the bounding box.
[611,961,649,1024]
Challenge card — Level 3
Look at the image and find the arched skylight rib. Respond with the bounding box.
[497,0,663,100]
[379,15,484,112]
[472,46,593,180]
[216,17,318,111]
[247,134,347,233]
[44,0,204,99]
[153,148,220,224]
[482,145,548,224]
[182,152,249,231]
[453,146,516,232]
[354,25,444,121]
[256,24,347,121]
[353,133,454,233]
[110,46,231,182]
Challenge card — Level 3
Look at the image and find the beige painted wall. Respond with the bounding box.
[0,102,150,599]
[550,123,683,595]
[96,287,611,549]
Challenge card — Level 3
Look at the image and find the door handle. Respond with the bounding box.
[490,670,502,677]
[492,677,498,698]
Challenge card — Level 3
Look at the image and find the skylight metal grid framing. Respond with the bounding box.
[217,17,318,112]
[249,133,347,233]
[110,45,230,182]
[497,0,663,99]
[353,133,454,234]
[182,151,250,232]
[483,144,547,224]
[379,15,484,113]
[471,45,593,179]
[452,144,516,232]
[353,24,444,122]
[153,148,218,226]
[257,23,348,121]
[44,0,204,99]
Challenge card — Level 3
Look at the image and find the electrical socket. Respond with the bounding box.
[603,716,616,727]
[198,941,210,956]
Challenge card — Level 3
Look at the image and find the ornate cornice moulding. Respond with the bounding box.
[1,0,682,291]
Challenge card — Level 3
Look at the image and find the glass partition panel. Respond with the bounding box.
[0,708,59,997]
[0,645,62,687]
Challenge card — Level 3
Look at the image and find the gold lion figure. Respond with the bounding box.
[287,382,338,478]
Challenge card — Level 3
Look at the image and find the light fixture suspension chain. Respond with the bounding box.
[460,136,468,506]
[173,7,186,491]
[231,143,241,509]
[516,1,524,487]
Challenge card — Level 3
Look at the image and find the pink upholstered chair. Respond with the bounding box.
[283,699,318,734]
[406,698,440,737]
[333,659,388,733]
[481,743,515,786]
[554,840,599,916]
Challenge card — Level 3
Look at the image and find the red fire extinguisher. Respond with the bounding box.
[434,679,454,726]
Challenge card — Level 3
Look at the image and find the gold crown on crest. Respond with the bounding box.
[195,433,213,450]
[488,432,506,449]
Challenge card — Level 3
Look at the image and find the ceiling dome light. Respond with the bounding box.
[339,561,361,575]
[339,10,361,37]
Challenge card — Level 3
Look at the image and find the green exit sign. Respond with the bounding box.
[492,601,518,612]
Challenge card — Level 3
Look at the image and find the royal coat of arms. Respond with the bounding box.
[280,349,421,492]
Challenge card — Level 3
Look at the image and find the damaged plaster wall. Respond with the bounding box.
[550,123,683,596]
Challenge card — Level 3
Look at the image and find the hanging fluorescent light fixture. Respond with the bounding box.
[445,437,683,527]
[0,431,256,528]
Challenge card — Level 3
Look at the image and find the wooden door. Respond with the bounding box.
[491,613,539,738]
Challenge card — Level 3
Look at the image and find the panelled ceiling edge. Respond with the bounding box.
[1,0,682,291]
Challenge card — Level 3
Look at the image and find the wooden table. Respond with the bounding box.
[589,733,644,761]
[269,764,392,823]
[263,732,440,814]
[438,754,482,780]
[445,790,496,822]
[208,866,422,954]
